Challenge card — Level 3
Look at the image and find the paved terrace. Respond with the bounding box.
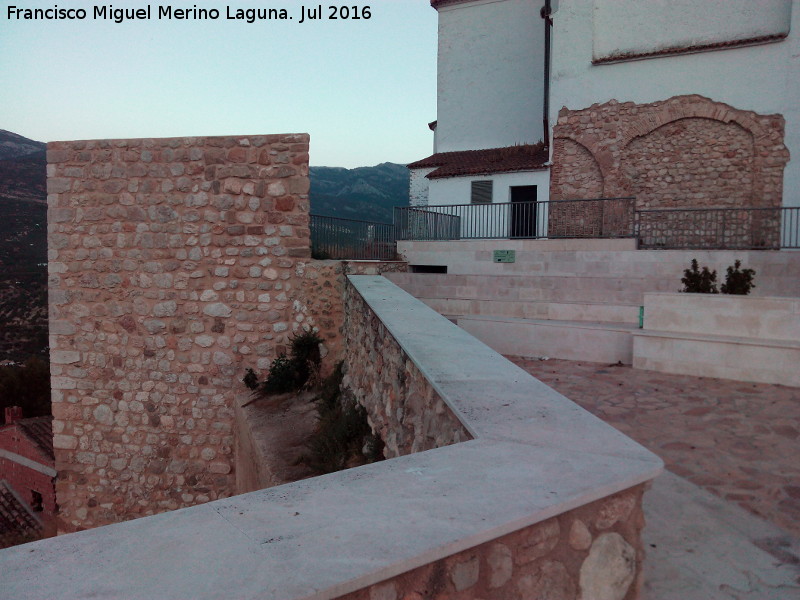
[509,357,800,537]
[511,357,800,599]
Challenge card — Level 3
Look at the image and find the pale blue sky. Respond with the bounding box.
[0,0,438,167]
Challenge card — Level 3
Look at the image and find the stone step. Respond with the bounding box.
[421,297,641,324]
[457,315,637,364]
[387,273,659,306]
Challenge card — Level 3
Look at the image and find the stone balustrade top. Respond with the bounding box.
[0,275,662,600]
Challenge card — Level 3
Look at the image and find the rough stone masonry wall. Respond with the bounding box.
[550,95,789,246]
[338,278,647,600]
[295,260,407,378]
[338,485,647,600]
[342,279,470,458]
[47,134,310,532]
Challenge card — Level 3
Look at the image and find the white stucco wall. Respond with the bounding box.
[592,0,792,61]
[551,0,800,208]
[409,167,435,207]
[427,170,551,238]
[435,0,546,153]
[427,170,551,207]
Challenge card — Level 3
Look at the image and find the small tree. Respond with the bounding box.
[681,259,718,294]
[721,260,756,295]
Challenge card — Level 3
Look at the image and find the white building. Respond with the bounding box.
[409,0,551,209]
[410,0,798,237]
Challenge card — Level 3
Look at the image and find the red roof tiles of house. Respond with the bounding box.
[12,417,55,463]
[407,143,548,180]
[0,481,42,544]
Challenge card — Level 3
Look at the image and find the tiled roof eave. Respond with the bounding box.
[593,33,787,65]
[427,164,550,180]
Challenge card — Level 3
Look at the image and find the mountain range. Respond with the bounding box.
[310,163,409,223]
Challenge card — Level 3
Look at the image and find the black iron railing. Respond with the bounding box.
[394,198,637,241]
[310,202,800,259]
[310,214,397,260]
[636,206,800,249]
[393,207,461,241]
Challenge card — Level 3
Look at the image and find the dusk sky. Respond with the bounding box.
[0,0,438,168]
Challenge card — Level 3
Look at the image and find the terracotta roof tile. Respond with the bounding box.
[408,143,548,179]
[15,417,54,463]
[0,481,42,544]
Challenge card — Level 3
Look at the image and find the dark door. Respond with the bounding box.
[510,186,537,238]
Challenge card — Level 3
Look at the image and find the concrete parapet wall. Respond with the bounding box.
[634,292,800,386]
[47,133,311,531]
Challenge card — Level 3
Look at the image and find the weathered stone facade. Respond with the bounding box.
[338,485,647,600]
[297,260,407,377]
[342,280,470,458]
[47,134,311,532]
[550,95,789,246]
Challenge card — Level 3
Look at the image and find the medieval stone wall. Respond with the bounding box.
[296,260,407,378]
[342,279,470,458]
[47,134,311,532]
[550,95,789,246]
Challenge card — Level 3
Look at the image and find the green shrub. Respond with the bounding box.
[242,368,259,391]
[721,260,756,295]
[242,330,323,396]
[261,355,301,394]
[302,363,384,475]
[681,259,718,294]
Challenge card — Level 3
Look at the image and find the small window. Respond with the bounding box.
[31,491,43,512]
[471,180,493,204]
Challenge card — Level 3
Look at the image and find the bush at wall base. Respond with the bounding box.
[680,259,756,295]
[721,260,756,295]
[681,259,718,294]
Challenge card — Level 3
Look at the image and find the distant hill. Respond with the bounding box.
[0,131,46,204]
[0,132,48,362]
[310,162,410,223]
[0,130,45,161]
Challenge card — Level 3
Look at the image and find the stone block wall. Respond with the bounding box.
[550,94,789,247]
[338,485,647,600]
[47,134,311,532]
[295,260,407,378]
[342,279,470,458]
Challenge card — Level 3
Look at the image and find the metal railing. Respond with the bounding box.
[636,206,800,249]
[393,206,461,241]
[394,198,637,241]
[309,214,397,260]
[310,202,800,258]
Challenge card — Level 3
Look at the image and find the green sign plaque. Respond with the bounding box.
[493,250,516,263]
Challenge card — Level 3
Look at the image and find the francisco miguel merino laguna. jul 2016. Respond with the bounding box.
[6,4,373,23]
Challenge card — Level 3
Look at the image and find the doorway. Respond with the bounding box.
[510,185,538,238]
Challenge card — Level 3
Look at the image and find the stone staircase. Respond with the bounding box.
[385,262,677,364]
[387,239,800,365]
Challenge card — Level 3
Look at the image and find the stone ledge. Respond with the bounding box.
[0,276,661,599]
[632,328,800,351]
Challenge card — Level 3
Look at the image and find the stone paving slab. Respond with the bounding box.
[643,471,800,599]
[510,357,800,538]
